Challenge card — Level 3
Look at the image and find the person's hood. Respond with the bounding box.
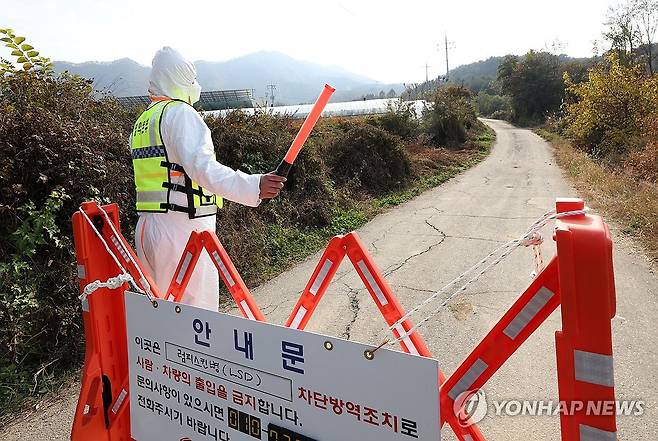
[148,47,201,104]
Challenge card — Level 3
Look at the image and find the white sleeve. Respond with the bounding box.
[161,104,262,207]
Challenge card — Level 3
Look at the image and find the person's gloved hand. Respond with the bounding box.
[259,172,287,200]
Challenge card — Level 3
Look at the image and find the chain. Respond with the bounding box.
[388,208,589,346]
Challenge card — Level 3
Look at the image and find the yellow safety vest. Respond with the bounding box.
[130,99,223,218]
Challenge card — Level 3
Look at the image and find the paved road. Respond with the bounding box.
[3,120,657,440]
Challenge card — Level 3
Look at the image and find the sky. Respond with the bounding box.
[2,0,612,84]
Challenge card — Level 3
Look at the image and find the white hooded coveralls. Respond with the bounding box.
[134,47,261,311]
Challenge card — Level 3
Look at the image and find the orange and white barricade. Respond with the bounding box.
[71,202,164,441]
[70,202,264,441]
[71,198,617,441]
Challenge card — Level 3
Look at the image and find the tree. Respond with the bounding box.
[496,51,564,123]
[604,1,641,66]
[386,88,397,98]
[634,0,658,74]
[0,28,52,72]
[603,0,658,74]
[378,90,385,99]
[562,53,658,158]
[422,86,478,146]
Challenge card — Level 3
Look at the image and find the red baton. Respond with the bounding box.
[275,83,336,177]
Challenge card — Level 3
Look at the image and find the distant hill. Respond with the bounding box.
[54,51,404,105]
[54,58,150,97]
[405,53,597,97]
[449,56,506,92]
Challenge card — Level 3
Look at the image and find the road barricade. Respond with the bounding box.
[71,202,265,441]
[71,198,616,441]
[71,202,161,441]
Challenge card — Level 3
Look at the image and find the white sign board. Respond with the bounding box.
[125,291,440,441]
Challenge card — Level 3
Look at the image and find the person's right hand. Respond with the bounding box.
[259,172,286,200]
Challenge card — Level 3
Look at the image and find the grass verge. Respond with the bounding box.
[536,128,658,262]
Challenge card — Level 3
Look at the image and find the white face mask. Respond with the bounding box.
[188,81,201,105]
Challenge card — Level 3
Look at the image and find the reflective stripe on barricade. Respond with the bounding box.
[440,257,561,419]
[167,231,204,302]
[285,235,346,330]
[165,230,265,322]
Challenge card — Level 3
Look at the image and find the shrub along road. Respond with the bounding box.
[3,120,657,440]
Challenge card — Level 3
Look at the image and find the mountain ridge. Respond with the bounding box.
[54,51,403,104]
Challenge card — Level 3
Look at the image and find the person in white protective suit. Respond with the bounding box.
[130,47,285,310]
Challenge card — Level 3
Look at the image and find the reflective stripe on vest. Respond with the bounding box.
[130,100,223,217]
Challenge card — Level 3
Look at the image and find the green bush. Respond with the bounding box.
[325,123,412,195]
[368,99,419,140]
[474,91,512,119]
[0,70,138,406]
[206,111,338,228]
[422,86,478,146]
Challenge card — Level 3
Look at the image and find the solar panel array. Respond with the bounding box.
[116,89,255,110]
[116,95,150,107]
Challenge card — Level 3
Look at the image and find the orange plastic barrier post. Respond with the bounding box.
[71,201,164,441]
[554,199,616,440]
[165,230,265,321]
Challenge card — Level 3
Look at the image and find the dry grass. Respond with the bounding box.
[537,129,658,262]
[406,140,478,174]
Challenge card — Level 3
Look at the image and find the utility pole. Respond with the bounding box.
[266,84,277,107]
[439,34,456,82]
[445,34,450,81]
[422,62,432,83]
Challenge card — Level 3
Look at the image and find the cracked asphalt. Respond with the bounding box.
[4,120,657,440]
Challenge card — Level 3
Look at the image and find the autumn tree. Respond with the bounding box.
[562,53,658,159]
